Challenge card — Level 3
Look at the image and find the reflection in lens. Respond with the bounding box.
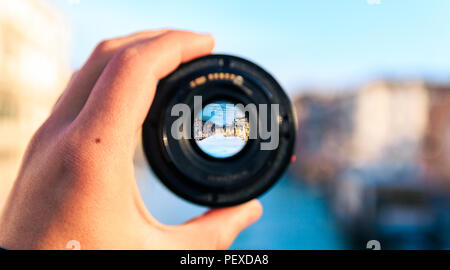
[194,101,249,158]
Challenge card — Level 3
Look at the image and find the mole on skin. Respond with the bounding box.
[95,138,101,144]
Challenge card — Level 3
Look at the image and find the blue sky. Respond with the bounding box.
[50,0,450,95]
[199,102,244,126]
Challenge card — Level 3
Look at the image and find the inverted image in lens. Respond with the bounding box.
[194,101,249,158]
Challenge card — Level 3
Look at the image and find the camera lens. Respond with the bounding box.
[194,101,248,159]
[142,54,296,207]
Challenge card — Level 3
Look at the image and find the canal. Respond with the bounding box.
[136,166,348,249]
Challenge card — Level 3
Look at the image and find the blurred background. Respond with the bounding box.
[1,0,449,249]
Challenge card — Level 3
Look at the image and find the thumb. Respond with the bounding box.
[184,200,263,249]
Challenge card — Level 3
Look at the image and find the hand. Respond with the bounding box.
[0,30,262,250]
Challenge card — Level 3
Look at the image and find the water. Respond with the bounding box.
[136,166,348,249]
[230,175,347,249]
[196,133,246,158]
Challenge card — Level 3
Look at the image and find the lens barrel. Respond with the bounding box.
[142,54,296,207]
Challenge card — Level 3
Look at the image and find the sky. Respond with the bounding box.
[49,0,450,95]
[199,102,244,126]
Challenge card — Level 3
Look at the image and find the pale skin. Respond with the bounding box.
[0,30,262,250]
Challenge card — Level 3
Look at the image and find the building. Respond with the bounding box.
[422,85,450,186]
[291,92,355,185]
[291,80,431,186]
[221,124,235,137]
[193,118,203,140]
[351,80,429,166]
[0,0,70,209]
[234,117,249,142]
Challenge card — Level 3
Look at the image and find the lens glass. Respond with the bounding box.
[194,101,249,158]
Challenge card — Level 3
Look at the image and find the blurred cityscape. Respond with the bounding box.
[0,0,449,249]
[291,81,450,249]
[0,0,70,210]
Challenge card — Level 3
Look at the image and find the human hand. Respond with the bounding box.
[0,30,262,250]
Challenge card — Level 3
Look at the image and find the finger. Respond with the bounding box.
[74,30,215,140]
[181,200,263,249]
[51,29,170,125]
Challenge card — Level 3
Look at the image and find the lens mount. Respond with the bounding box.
[142,54,296,207]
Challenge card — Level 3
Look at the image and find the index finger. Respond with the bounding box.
[73,30,215,141]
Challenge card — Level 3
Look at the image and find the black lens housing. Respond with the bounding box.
[142,54,296,207]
